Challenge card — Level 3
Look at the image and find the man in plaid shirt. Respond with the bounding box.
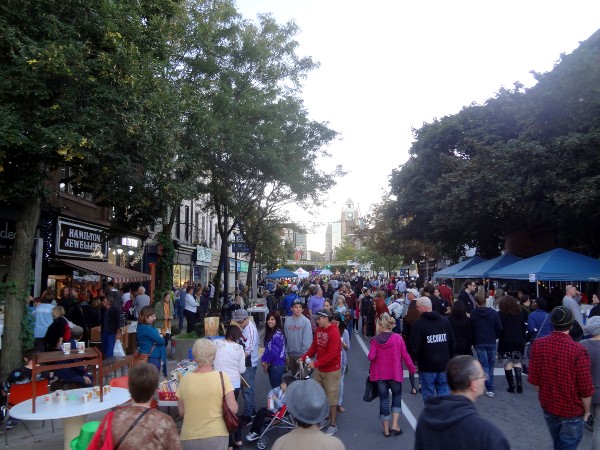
[529,306,593,450]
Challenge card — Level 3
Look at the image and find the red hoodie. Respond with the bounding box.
[302,323,341,373]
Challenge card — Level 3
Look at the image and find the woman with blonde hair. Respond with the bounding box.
[44,306,71,351]
[368,313,416,436]
[177,339,238,450]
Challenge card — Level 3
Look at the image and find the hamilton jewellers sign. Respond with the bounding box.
[55,218,108,259]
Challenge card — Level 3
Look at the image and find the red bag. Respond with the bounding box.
[88,411,114,450]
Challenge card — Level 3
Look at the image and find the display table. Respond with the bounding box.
[9,387,130,450]
[32,347,104,410]
[248,305,269,326]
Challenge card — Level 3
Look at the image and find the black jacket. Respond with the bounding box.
[100,306,120,335]
[410,312,455,372]
[457,290,476,314]
[415,394,510,450]
[448,315,472,355]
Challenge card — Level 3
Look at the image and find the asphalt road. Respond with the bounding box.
[238,331,593,450]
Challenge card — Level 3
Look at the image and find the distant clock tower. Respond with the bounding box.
[341,198,359,239]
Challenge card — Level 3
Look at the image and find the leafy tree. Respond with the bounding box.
[334,237,357,263]
[0,0,181,377]
[183,12,337,303]
[388,29,600,259]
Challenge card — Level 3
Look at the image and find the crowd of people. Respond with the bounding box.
[13,272,600,449]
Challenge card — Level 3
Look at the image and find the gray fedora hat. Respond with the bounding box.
[285,379,329,425]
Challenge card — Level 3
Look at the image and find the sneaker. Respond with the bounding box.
[5,418,18,430]
[318,418,330,429]
[246,432,260,442]
[325,425,337,436]
[485,391,495,398]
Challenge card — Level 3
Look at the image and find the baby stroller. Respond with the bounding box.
[252,362,311,449]
[254,404,295,449]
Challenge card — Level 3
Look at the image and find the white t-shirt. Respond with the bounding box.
[213,340,246,389]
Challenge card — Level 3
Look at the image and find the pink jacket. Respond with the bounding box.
[368,332,416,382]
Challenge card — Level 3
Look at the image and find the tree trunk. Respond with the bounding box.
[247,246,256,300]
[0,197,41,379]
[155,208,177,302]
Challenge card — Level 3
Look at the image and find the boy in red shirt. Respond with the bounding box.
[299,309,341,436]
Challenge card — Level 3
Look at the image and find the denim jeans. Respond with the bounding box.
[543,410,584,450]
[347,312,354,339]
[419,371,449,400]
[177,305,185,329]
[242,365,257,417]
[376,380,403,421]
[338,363,346,406]
[267,364,286,389]
[474,343,497,392]
[101,331,115,358]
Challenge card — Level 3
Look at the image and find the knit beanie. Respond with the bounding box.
[584,316,600,337]
[550,306,573,331]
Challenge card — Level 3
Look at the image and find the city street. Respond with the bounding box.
[15,332,593,449]
[238,332,593,450]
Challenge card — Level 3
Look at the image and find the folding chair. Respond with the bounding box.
[3,379,54,447]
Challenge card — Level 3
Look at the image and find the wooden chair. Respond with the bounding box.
[3,379,54,447]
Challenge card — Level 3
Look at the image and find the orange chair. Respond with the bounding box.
[109,376,128,389]
[3,379,54,447]
[109,376,157,409]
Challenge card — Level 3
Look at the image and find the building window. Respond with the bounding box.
[59,167,94,202]
[175,207,181,240]
[184,205,190,241]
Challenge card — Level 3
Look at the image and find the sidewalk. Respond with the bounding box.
[12,320,267,449]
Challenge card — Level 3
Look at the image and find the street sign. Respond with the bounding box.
[232,242,250,253]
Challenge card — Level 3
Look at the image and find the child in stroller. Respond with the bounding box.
[245,375,295,442]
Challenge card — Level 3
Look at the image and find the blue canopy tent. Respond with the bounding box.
[456,254,523,279]
[487,248,600,282]
[433,256,487,279]
[264,268,298,279]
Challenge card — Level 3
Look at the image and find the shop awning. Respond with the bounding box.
[60,258,152,284]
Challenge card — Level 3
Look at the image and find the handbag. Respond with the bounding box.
[363,374,379,402]
[219,371,239,432]
[88,411,114,450]
[133,343,156,367]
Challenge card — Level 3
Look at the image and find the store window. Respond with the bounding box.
[173,264,191,288]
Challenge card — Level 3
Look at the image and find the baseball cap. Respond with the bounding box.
[315,308,332,319]
[232,309,249,322]
[291,285,298,292]
[292,298,304,306]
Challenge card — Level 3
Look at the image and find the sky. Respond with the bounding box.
[235,0,600,252]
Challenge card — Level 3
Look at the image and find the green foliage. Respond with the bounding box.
[388,29,600,258]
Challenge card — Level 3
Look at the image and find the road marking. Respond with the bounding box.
[355,335,418,430]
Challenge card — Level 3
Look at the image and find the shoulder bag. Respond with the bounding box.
[133,342,156,367]
[88,411,114,450]
[219,371,239,432]
[363,365,379,402]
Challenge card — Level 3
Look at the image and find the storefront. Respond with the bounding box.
[48,217,150,296]
[193,245,212,286]
[0,218,16,281]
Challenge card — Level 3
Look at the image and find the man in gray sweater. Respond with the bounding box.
[285,298,313,377]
